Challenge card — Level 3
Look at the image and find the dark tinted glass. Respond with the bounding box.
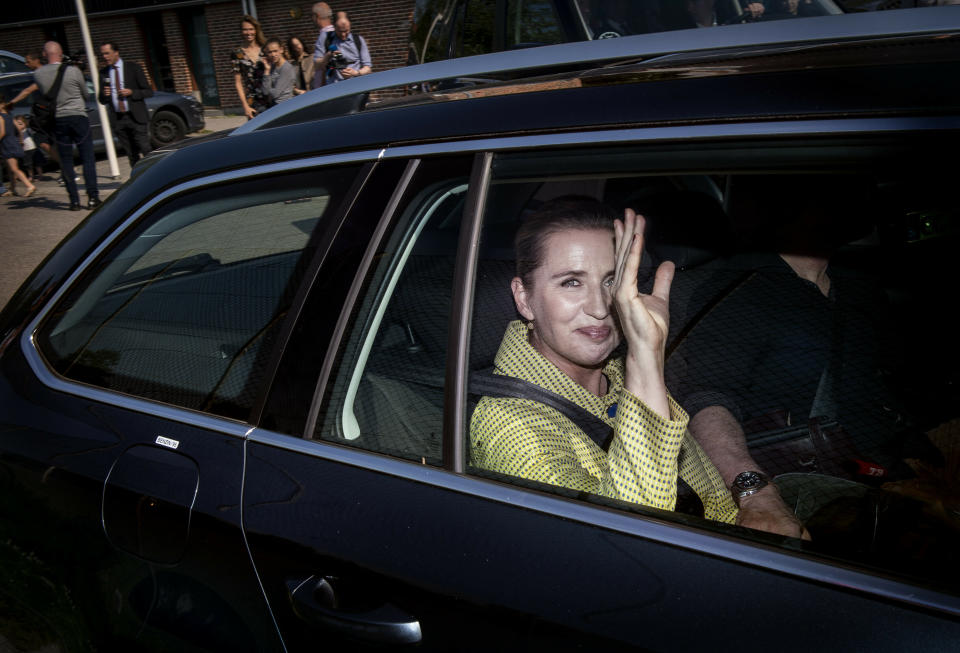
[37,165,361,420]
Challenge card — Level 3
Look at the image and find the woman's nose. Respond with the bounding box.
[584,284,611,319]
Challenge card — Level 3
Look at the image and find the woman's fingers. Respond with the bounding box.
[651,260,675,305]
[616,210,645,299]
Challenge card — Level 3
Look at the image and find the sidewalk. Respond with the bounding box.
[0,114,247,310]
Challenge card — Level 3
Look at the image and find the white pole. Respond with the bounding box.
[75,0,121,179]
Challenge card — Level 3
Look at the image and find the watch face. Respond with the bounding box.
[736,471,765,490]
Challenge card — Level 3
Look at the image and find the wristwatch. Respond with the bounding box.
[730,470,770,506]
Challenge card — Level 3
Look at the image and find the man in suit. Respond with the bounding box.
[98,42,154,168]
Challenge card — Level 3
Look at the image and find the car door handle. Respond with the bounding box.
[286,576,422,645]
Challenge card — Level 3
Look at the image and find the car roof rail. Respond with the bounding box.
[232,7,960,136]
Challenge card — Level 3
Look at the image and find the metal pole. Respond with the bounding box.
[75,0,121,179]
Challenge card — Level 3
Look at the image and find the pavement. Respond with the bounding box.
[0,114,247,311]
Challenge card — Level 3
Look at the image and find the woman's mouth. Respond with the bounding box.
[576,326,611,340]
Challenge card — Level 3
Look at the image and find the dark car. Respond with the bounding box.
[0,70,204,150]
[409,0,845,65]
[2,7,960,652]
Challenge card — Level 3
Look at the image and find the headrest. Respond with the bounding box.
[629,190,733,270]
[469,259,518,371]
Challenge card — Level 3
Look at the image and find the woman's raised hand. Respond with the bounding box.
[613,209,675,416]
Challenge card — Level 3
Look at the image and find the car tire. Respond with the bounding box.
[150,110,187,148]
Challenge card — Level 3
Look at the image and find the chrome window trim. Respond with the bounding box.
[247,426,960,618]
[382,117,960,159]
[20,148,385,434]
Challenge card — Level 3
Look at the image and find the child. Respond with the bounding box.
[13,115,40,181]
[0,98,36,197]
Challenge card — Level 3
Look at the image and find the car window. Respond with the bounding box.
[36,165,362,420]
[0,54,30,74]
[314,157,474,464]
[506,0,564,48]
[465,143,960,593]
[456,0,497,57]
[1,77,36,107]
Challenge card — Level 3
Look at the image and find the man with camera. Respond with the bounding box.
[320,14,372,85]
[98,42,154,170]
[32,41,100,211]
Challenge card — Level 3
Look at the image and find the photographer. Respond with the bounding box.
[320,14,371,85]
[31,42,100,211]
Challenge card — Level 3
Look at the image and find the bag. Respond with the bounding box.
[32,63,69,134]
[744,411,887,480]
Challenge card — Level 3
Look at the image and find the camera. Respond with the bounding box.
[326,43,350,70]
[62,50,86,68]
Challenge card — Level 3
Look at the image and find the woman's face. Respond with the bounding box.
[241,22,257,43]
[290,39,304,56]
[513,228,620,375]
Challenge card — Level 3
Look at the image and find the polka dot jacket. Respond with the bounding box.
[471,320,738,523]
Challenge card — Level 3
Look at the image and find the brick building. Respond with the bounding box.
[1,0,416,111]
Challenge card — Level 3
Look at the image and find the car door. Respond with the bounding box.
[0,160,368,651]
[245,133,960,651]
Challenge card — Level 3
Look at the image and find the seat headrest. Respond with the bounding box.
[469,259,518,371]
[630,190,733,270]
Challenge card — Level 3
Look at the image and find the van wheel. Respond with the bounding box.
[151,110,187,147]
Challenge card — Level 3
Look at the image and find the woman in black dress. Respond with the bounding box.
[232,14,268,120]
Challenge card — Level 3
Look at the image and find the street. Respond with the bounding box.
[0,114,246,310]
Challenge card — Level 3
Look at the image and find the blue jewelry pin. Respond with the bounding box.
[607,403,618,418]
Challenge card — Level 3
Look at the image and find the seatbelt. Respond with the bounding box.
[470,370,613,449]
[470,369,704,517]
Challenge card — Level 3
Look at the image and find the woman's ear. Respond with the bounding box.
[511,277,535,321]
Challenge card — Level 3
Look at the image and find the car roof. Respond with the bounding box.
[132,9,959,195]
[0,50,26,62]
[234,7,960,135]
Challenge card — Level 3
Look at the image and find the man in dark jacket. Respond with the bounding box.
[98,42,154,168]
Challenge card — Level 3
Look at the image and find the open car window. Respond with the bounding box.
[464,140,960,594]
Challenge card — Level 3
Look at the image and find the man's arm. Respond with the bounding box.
[688,405,808,538]
[357,35,372,74]
[97,67,110,105]
[129,62,154,100]
[345,35,371,76]
[10,82,39,105]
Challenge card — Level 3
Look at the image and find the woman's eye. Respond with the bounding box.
[561,278,581,288]
[603,277,615,288]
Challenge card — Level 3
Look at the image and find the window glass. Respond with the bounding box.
[412,0,458,64]
[466,143,960,592]
[506,0,564,48]
[37,166,361,420]
[315,157,473,464]
[573,0,842,36]
[457,0,496,57]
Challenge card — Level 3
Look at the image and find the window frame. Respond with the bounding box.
[22,149,383,431]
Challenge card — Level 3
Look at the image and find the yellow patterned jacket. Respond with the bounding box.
[470,320,738,523]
